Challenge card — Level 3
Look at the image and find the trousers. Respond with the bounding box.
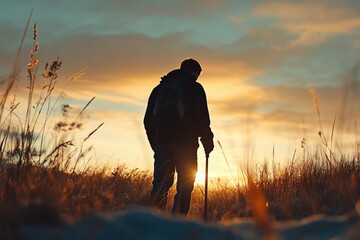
[150,145,198,215]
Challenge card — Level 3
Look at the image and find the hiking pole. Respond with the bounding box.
[204,153,209,222]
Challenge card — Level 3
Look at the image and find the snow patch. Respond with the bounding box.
[18,208,360,240]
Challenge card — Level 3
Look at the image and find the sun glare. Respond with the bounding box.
[195,171,206,184]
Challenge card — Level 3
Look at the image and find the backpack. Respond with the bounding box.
[153,81,186,124]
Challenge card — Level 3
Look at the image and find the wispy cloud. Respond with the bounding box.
[254,1,360,47]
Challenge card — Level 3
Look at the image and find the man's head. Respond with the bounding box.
[180,58,202,80]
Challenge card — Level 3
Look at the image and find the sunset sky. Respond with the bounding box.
[1,0,359,181]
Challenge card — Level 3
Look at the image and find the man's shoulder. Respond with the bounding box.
[163,69,183,80]
[194,82,203,87]
[150,84,162,96]
[164,69,197,82]
[194,82,205,91]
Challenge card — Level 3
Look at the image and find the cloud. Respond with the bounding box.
[41,32,198,80]
[3,25,354,130]
[85,0,223,18]
[210,80,360,137]
[220,27,296,74]
[24,28,266,107]
[353,40,360,49]
[254,1,360,47]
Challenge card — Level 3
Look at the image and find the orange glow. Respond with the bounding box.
[195,171,206,184]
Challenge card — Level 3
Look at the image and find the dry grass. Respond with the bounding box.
[188,154,359,222]
[255,155,360,220]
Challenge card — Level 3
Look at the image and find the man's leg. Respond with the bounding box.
[172,147,197,215]
[150,146,175,210]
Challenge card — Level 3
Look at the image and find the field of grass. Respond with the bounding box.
[1,19,359,238]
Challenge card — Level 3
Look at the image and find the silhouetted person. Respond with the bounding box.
[144,58,214,215]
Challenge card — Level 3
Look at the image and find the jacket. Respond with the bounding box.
[144,69,213,149]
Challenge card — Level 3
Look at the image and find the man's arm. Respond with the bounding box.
[196,84,214,155]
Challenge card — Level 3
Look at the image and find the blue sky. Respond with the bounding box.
[1,0,359,180]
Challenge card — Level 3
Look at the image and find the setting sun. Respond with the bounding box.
[195,171,206,184]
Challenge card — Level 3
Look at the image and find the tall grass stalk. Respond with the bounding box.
[0,15,105,229]
[308,85,335,169]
